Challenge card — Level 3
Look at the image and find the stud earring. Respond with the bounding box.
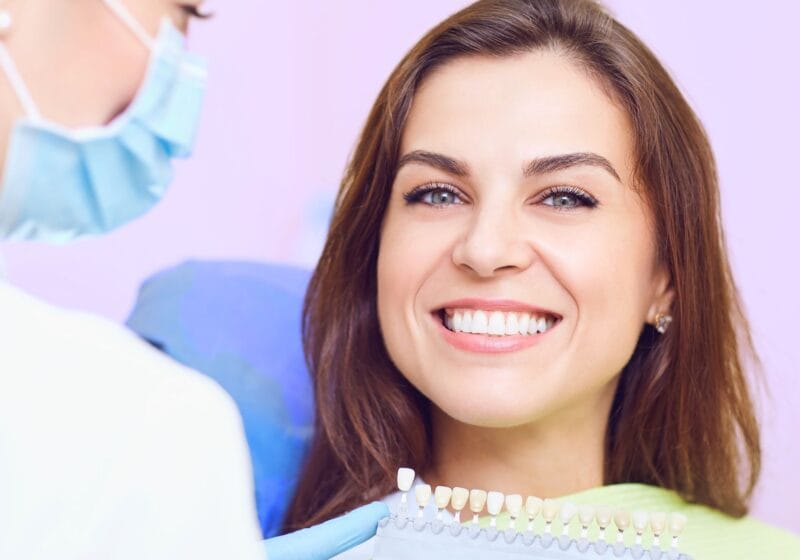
[654,313,672,334]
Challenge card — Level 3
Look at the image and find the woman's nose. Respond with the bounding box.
[451,205,535,278]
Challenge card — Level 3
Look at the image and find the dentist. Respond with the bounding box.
[0,0,384,558]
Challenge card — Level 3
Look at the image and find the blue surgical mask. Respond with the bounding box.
[0,0,207,242]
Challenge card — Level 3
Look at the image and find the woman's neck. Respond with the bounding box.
[424,389,615,499]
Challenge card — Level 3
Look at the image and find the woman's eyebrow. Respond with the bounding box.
[396,149,621,182]
[397,150,469,176]
[524,152,621,182]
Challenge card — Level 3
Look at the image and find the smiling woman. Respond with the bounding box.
[283,0,798,557]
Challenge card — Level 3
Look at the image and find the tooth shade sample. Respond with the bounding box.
[450,487,469,511]
[613,509,631,531]
[525,496,543,518]
[505,494,523,519]
[541,498,560,523]
[469,489,488,513]
[397,468,415,492]
[414,484,432,508]
[560,501,577,525]
[471,310,488,334]
[434,486,452,509]
[670,512,687,535]
[632,510,649,533]
[650,511,667,535]
[595,505,613,529]
[578,504,595,527]
[486,491,504,516]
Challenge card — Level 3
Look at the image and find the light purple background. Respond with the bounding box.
[3,1,798,533]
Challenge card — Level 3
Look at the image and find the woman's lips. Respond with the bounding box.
[431,311,557,354]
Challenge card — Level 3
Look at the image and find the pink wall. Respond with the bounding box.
[3,1,798,532]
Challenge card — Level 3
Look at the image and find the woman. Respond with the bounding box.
[283,0,800,557]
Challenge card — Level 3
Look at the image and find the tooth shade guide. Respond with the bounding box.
[386,469,692,557]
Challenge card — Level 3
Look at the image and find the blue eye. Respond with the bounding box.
[403,184,465,207]
[540,186,598,210]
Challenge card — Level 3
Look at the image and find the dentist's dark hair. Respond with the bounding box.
[283,0,760,530]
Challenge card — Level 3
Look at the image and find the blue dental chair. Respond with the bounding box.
[126,260,314,538]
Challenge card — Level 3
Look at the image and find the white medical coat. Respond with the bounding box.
[0,280,263,559]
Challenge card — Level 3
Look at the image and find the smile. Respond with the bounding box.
[431,300,562,354]
[441,308,559,336]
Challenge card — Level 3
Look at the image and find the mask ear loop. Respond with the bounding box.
[99,0,154,50]
[0,42,42,122]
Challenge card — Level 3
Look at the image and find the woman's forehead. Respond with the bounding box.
[401,51,634,181]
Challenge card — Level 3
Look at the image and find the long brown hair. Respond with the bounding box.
[283,0,760,531]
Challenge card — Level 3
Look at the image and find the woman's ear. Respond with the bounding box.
[647,265,675,325]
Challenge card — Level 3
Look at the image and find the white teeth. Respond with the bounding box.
[517,313,530,335]
[505,312,519,335]
[471,310,488,334]
[461,311,473,332]
[488,311,505,335]
[443,308,558,337]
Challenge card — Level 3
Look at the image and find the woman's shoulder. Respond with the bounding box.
[569,483,800,559]
[679,501,800,559]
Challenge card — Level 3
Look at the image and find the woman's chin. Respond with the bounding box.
[431,394,551,429]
